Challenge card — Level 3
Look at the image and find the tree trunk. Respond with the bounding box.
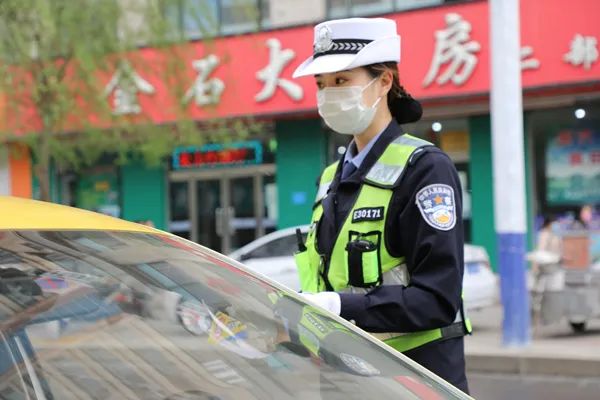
[34,132,51,201]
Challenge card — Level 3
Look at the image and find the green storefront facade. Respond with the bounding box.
[34,101,600,270]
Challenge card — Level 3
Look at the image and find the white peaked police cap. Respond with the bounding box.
[293,17,401,78]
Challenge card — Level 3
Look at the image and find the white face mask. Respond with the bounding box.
[317,78,382,136]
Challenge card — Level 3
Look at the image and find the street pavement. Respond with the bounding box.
[465,304,600,377]
[469,372,600,400]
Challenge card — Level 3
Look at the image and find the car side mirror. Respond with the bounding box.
[240,253,251,262]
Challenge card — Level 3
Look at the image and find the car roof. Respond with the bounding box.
[229,225,309,258]
[0,196,156,233]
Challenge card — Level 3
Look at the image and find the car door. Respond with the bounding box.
[240,233,302,291]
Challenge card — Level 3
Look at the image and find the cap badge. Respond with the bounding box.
[314,25,333,54]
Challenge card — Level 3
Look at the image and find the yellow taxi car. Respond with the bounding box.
[0,196,472,400]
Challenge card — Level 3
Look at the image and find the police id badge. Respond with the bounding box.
[352,207,384,223]
[415,184,456,231]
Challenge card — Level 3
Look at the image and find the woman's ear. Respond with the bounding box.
[379,70,393,97]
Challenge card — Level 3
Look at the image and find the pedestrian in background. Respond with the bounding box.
[291,17,470,393]
[534,215,562,267]
[529,215,565,334]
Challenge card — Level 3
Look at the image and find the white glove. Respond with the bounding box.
[301,292,341,316]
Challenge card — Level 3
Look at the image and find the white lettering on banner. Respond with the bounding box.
[103,60,155,115]
[255,38,303,102]
[423,13,481,87]
[352,207,384,223]
[183,55,225,106]
[520,46,540,70]
[564,34,598,70]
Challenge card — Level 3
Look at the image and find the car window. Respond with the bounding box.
[246,233,305,259]
[0,230,468,400]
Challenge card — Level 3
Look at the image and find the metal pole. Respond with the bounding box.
[490,0,531,346]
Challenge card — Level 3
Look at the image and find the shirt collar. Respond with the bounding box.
[343,126,387,169]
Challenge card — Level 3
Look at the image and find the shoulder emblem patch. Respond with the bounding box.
[415,184,456,231]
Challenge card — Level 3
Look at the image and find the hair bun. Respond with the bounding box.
[391,96,422,124]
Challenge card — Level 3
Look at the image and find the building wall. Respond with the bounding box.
[268,0,326,28]
[523,112,535,251]
[469,115,498,270]
[0,147,10,195]
[8,144,32,198]
[121,162,167,229]
[469,113,537,271]
[275,119,327,229]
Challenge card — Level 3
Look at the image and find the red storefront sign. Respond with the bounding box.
[3,0,600,134]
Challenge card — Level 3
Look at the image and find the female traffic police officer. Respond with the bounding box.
[291,17,470,393]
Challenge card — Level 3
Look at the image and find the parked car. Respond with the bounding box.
[230,226,498,312]
[0,196,472,399]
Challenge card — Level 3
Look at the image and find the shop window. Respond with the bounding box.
[182,0,219,38]
[395,0,442,11]
[351,0,394,15]
[263,0,324,29]
[263,175,278,233]
[165,0,265,39]
[220,0,260,35]
[259,0,271,29]
[329,0,393,17]
[330,0,447,18]
[169,181,191,239]
[530,102,600,228]
[328,0,351,18]
[544,129,600,208]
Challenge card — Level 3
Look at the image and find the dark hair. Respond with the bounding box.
[363,62,422,124]
[541,214,556,229]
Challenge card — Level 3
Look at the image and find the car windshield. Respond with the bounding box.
[0,230,468,400]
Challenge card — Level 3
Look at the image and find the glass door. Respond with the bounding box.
[227,176,257,253]
[225,172,277,253]
[169,165,276,254]
[169,181,191,240]
[195,179,222,251]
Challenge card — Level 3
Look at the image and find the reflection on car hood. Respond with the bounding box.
[0,227,471,400]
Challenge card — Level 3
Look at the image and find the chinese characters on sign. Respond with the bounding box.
[172,141,263,170]
[183,54,225,106]
[255,38,303,102]
[564,34,599,70]
[104,60,155,115]
[423,13,481,87]
[101,13,599,117]
[520,46,540,70]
